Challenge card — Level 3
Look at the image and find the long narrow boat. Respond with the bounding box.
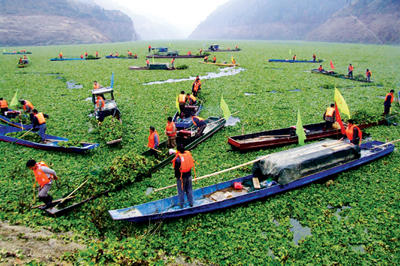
[0,125,99,153]
[269,59,324,63]
[204,49,241,52]
[172,104,202,129]
[50,58,100,61]
[109,140,393,222]
[142,116,226,175]
[105,55,137,59]
[3,52,32,55]
[198,61,239,67]
[228,120,386,151]
[0,111,33,130]
[146,54,207,59]
[311,69,373,83]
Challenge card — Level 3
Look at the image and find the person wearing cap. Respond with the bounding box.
[323,104,336,130]
[341,119,362,146]
[165,117,177,148]
[172,144,194,208]
[26,159,59,208]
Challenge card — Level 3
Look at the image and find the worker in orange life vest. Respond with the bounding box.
[19,57,23,64]
[199,48,202,55]
[32,109,47,142]
[178,91,187,118]
[165,116,177,148]
[213,56,216,63]
[80,54,84,59]
[366,69,372,82]
[0,98,9,115]
[148,45,151,52]
[313,54,316,62]
[383,90,395,116]
[85,52,88,57]
[171,58,175,68]
[191,116,206,138]
[293,55,297,60]
[348,64,354,78]
[341,119,362,146]
[93,80,101,90]
[204,56,208,62]
[95,51,99,58]
[323,103,336,130]
[26,159,59,208]
[318,65,324,72]
[95,95,105,125]
[20,100,35,123]
[172,144,194,208]
[187,93,197,105]
[236,46,238,50]
[148,126,159,158]
[192,79,201,97]
[146,59,150,68]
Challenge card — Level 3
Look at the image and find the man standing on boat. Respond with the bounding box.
[192,79,201,97]
[366,69,372,82]
[32,109,47,143]
[146,59,150,68]
[313,54,316,62]
[27,159,59,208]
[172,144,194,208]
[20,100,34,123]
[341,119,362,146]
[178,91,187,118]
[383,90,395,116]
[148,45,151,53]
[0,98,9,115]
[95,95,105,126]
[165,117,177,148]
[199,48,202,55]
[323,104,336,130]
[171,58,175,68]
[204,56,208,62]
[187,93,197,105]
[95,51,99,58]
[348,64,354,78]
[293,55,297,60]
[148,126,159,159]
[93,81,101,90]
[213,56,216,63]
[191,116,207,138]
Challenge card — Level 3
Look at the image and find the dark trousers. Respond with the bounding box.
[348,71,353,78]
[196,124,206,138]
[150,148,158,159]
[177,176,193,207]
[179,104,186,117]
[1,107,8,116]
[384,105,390,115]
[325,121,333,130]
[98,111,105,122]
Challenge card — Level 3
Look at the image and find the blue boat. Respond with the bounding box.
[50,58,100,61]
[108,140,394,222]
[3,52,32,55]
[105,55,137,59]
[0,125,99,153]
[172,103,202,129]
[0,110,33,130]
[268,59,324,63]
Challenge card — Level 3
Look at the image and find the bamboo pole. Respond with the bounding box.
[153,154,269,192]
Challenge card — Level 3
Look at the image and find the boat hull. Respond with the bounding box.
[108,141,393,222]
[228,120,386,151]
[146,55,207,58]
[311,69,373,83]
[50,58,100,61]
[269,59,324,63]
[198,61,239,67]
[204,49,241,52]
[172,104,202,129]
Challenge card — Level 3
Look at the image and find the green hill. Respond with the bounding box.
[306,0,400,44]
[0,0,138,46]
[188,0,348,40]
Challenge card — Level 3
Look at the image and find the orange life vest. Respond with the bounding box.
[171,59,174,64]
[325,107,335,117]
[205,56,208,61]
[80,55,83,59]
[116,53,118,56]
[384,93,394,104]
[188,95,196,103]
[96,52,98,56]
[0,100,8,108]
[166,122,176,137]
[85,52,88,56]
[366,70,371,77]
[349,66,354,71]
[227,47,230,50]
[346,124,362,145]
[23,101,34,111]
[94,83,100,89]
[293,56,296,60]
[35,113,46,125]
[193,82,200,92]
[313,54,316,59]
[318,66,323,71]
[146,59,150,64]
[33,162,53,187]
[213,56,216,61]
[96,97,105,109]
[178,94,187,103]
[24,55,27,59]
[191,116,204,126]
[148,131,159,148]
[172,151,194,173]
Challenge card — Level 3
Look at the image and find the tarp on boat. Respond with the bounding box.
[252,139,360,185]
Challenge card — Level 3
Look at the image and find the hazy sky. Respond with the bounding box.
[112,0,230,37]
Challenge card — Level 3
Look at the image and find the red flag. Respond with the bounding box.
[335,103,345,135]
[330,60,335,69]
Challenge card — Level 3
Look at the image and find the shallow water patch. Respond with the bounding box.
[290,218,312,245]
[67,80,83,89]
[143,67,245,85]
[290,89,301,92]
[244,93,256,96]
[225,116,240,126]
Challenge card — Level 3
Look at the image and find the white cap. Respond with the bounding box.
[169,149,176,155]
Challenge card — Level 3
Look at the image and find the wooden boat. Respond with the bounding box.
[228,120,387,151]
[198,61,239,67]
[146,54,207,59]
[50,57,100,61]
[311,69,373,83]
[172,104,203,129]
[142,116,226,175]
[109,140,394,222]
[0,111,33,130]
[3,52,32,55]
[268,59,324,63]
[105,55,137,59]
[0,125,99,153]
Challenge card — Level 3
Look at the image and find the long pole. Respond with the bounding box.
[154,155,269,192]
